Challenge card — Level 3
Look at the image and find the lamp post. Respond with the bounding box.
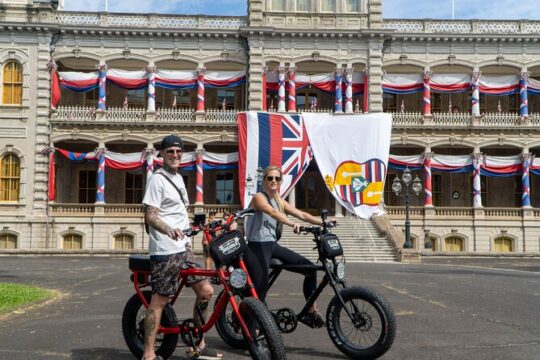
[246,173,253,196]
[256,167,264,193]
[392,167,423,249]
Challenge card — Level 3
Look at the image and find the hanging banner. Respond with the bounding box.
[237,112,313,208]
[303,113,392,219]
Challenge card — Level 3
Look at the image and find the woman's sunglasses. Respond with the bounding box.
[266,176,281,182]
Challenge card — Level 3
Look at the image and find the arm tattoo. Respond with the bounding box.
[146,205,173,235]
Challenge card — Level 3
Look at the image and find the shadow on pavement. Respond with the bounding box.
[71,348,135,360]
[284,345,349,359]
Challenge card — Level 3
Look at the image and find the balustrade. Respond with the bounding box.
[384,19,540,34]
[54,12,246,30]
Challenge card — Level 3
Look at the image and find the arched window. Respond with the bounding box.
[63,234,83,250]
[114,233,134,250]
[0,233,17,249]
[428,236,437,252]
[3,61,22,105]
[445,236,464,252]
[0,153,20,202]
[494,237,513,253]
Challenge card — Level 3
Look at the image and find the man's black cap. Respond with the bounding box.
[159,135,184,150]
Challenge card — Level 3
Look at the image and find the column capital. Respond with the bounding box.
[423,151,433,160]
[278,66,287,74]
[97,62,107,71]
[145,65,157,73]
[288,66,296,75]
[423,69,432,81]
[197,67,206,75]
[472,71,481,81]
[335,67,344,76]
[520,152,533,161]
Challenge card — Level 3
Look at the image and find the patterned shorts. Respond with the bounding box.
[150,246,206,296]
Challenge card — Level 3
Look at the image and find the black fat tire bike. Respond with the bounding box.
[215,209,397,359]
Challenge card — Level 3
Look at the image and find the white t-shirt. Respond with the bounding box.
[143,169,190,255]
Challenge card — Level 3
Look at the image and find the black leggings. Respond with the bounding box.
[245,241,317,302]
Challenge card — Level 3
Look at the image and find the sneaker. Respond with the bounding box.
[187,346,223,360]
[299,311,326,329]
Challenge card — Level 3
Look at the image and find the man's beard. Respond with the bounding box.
[163,162,177,174]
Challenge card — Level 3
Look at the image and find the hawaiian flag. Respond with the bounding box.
[238,111,313,207]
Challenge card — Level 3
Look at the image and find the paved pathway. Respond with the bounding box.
[0,256,538,360]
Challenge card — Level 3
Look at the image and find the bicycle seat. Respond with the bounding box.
[129,254,151,272]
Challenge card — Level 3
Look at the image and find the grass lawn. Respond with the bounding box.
[0,282,56,315]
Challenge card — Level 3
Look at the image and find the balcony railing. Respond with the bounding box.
[384,19,540,34]
[385,206,533,219]
[51,106,241,125]
[54,12,247,30]
[392,112,537,128]
[49,203,241,217]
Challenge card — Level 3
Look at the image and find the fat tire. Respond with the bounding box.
[326,286,396,359]
[239,297,287,360]
[122,290,178,360]
[214,290,247,349]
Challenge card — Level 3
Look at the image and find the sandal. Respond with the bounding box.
[299,311,326,329]
[187,345,223,360]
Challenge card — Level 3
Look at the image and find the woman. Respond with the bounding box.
[244,165,329,328]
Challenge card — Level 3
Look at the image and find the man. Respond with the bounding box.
[142,135,222,360]
[202,211,216,269]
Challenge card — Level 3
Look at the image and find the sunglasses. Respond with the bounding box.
[266,176,282,182]
[166,149,183,155]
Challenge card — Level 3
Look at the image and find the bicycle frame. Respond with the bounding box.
[130,230,259,342]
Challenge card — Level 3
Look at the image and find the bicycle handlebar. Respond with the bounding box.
[297,220,337,235]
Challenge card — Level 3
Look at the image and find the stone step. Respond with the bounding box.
[279,216,398,263]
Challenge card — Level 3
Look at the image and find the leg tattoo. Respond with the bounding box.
[144,309,157,344]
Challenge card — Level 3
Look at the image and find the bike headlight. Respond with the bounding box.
[336,262,346,280]
[229,268,248,289]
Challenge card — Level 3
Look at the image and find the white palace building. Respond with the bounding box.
[1,0,540,258]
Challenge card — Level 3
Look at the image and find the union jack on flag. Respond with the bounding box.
[237,112,313,207]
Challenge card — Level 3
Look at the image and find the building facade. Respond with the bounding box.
[0,0,540,255]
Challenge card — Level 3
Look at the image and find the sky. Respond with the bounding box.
[62,0,540,20]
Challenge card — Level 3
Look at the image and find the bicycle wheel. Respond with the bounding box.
[239,297,287,360]
[214,290,246,349]
[326,287,396,359]
[122,290,178,360]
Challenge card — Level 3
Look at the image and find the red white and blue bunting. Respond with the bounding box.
[382,73,521,95]
[389,154,528,177]
[266,71,364,95]
[54,69,246,103]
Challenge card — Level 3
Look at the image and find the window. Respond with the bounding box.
[127,89,146,108]
[427,236,437,251]
[383,93,397,112]
[345,0,359,12]
[0,233,17,249]
[321,0,335,11]
[297,0,311,11]
[125,172,143,204]
[78,170,96,204]
[115,233,134,250]
[216,172,234,205]
[0,153,20,202]
[445,236,464,252]
[3,61,22,105]
[494,237,513,253]
[272,0,285,10]
[432,174,442,206]
[63,234,83,249]
[297,92,317,111]
[217,89,235,110]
